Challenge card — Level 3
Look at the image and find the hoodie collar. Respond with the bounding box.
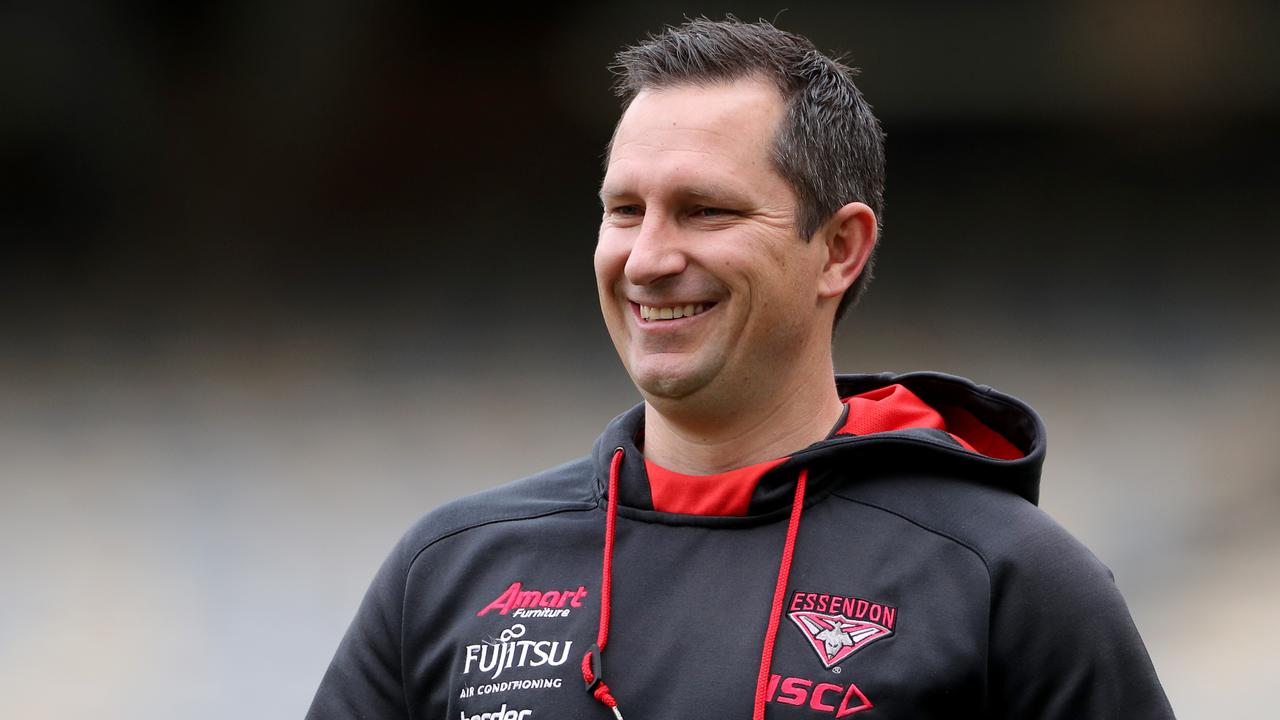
[591,371,1047,523]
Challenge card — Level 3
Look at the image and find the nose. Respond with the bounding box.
[624,214,687,286]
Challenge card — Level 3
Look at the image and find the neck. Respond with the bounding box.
[641,365,844,475]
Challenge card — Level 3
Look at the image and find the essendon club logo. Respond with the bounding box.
[788,591,896,668]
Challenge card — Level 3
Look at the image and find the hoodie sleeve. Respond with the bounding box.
[986,519,1175,719]
[306,535,411,720]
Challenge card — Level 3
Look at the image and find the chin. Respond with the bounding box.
[630,360,715,402]
[637,376,697,401]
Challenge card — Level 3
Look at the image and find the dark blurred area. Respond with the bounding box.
[3,1,1277,717]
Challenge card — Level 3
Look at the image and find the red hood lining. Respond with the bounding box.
[835,383,1025,461]
[646,383,1024,516]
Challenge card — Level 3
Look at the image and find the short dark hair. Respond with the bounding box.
[609,16,886,324]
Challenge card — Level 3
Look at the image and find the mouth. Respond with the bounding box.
[634,302,716,323]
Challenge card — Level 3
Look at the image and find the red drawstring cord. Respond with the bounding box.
[583,448,625,719]
[752,468,809,720]
[584,449,809,720]
[599,449,623,652]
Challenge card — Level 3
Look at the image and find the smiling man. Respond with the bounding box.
[308,18,1174,720]
[595,77,870,474]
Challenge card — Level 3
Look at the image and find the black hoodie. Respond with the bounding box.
[307,372,1174,719]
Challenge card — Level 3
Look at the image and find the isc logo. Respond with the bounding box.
[766,674,873,717]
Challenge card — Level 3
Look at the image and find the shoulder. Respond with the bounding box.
[394,455,599,564]
[832,472,1113,586]
[832,463,1173,715]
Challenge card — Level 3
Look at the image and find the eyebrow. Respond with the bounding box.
[598,183,752,206]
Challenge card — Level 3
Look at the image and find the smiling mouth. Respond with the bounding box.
[637,302,714,322]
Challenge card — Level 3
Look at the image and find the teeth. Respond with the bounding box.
[639,303,712,322]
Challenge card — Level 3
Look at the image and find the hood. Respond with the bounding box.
[590,371,1047,520]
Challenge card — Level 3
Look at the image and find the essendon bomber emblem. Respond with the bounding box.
[788,591,896,668]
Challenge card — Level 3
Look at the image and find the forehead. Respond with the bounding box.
[602,79,790,200]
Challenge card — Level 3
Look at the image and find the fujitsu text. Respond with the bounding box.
[463,625,573,680]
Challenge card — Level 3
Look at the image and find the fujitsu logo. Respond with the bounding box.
[462,624,573,680]
[788,591,895,668]
[477,581,589,618]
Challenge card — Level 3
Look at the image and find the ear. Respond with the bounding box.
[816,201,878,300]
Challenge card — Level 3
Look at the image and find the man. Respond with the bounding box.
[309,18,1174,719]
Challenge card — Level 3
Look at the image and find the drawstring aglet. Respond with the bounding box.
[611,707,624,720]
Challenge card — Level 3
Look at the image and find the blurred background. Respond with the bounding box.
[2,1,1277,717]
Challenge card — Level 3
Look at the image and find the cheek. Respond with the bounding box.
[593,239,632,327]
[594,230,630,284]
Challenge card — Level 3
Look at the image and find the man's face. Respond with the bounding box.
[595,79,830,405]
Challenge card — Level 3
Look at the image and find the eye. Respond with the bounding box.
[694,207,730,217]
[610,205,641,216]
